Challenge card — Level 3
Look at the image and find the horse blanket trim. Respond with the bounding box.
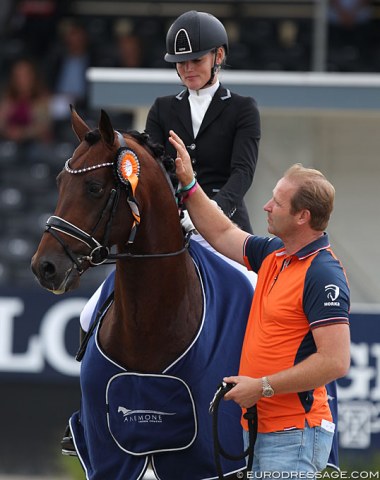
[69,416,154,480]
[70,239,254,480]
[93,255,207,375]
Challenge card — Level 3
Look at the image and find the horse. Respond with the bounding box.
[31,108,254,480]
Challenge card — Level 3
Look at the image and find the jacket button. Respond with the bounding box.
[191,158,197,165]
[188,143,196,150]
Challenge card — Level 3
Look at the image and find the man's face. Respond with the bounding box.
[263,177,299,238]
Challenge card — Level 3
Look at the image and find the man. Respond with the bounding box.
[169,130,350,476]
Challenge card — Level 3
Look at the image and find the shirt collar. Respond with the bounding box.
[189,80,220,97]
[275,232,330,260]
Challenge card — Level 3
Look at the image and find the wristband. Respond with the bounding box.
[182,181,199,201]
[179,177,196,193]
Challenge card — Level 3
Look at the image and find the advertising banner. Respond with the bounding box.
[0,288,379,453]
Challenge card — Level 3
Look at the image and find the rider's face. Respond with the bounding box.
[176,50,221,90]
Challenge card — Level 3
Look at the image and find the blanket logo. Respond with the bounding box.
[118,406,176,424]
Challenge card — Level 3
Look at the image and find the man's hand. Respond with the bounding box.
[223,376,262,409]
[169,130,195,187]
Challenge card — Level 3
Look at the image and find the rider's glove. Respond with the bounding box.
[180,209,198,234]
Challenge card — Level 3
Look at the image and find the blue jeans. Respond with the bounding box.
[243,423,334,478]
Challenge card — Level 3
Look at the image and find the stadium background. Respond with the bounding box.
[0,1,379,478]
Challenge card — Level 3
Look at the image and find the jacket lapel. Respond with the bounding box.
[197,84,231,137]
[171,89,194,138]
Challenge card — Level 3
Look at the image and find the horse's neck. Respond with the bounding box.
[103,251,202,373]
[100,198,203,372]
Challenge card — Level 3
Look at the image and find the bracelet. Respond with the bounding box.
[179,177,196,193]
[182,181,199,201]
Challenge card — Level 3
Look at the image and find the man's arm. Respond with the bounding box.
[224,323,351,408]
[169,130,250,265]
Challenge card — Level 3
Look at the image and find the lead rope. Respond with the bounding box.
[209,382,257,479]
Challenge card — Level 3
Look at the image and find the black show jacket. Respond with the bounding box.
[145,84,261,233]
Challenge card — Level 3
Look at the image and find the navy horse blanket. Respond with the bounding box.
[69,240,254,479]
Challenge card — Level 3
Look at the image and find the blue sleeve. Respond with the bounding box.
[244,235,283,273]
[303,250,350,329]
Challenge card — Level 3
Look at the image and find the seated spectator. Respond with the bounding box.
[107,19,146,68]
[115,32,145,68]
[10,0,62,58]
[328,0,374,71]
[329,0,372,27]
[45,19,93,113]
[0,57,52,144]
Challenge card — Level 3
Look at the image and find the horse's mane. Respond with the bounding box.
[84,129,178,190]
[127,130,178,190]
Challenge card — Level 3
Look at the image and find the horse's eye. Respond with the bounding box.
[87,182,104,197]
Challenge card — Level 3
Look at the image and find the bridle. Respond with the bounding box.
[45,132,189,273]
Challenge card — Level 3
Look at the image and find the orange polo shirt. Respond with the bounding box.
[240,234,350,433]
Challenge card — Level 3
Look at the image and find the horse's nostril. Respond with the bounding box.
[41,260,56,280]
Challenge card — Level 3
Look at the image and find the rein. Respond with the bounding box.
[45,131,189,271]
[209,382,257,479]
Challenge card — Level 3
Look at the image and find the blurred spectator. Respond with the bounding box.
[0,0,13,36]
[329,0,372,26]
[45,19,93,115]
[328,0,374,71]
[108,19,146,68]
[94,19,147,131]
[0,57,52,144]
[115,33,145,68]
[5,0,69,60]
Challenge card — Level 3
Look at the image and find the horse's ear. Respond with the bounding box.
[70,105,90,142]
[99,109,115,147]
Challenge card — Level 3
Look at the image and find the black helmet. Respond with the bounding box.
[165,11,229,63]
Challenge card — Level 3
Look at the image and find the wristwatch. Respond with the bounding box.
[262,376,275,398]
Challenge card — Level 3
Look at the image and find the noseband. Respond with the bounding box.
[45,132,189,273]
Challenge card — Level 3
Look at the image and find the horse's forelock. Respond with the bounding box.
[85,129,101,145]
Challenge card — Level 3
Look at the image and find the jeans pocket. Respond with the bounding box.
[314,426,334,471]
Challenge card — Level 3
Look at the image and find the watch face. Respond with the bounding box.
[263,387,274,398]
[262,377,274,398]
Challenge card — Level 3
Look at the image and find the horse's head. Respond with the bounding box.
[31,107,182,294]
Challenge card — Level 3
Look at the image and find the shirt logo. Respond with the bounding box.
[324,284,340,306]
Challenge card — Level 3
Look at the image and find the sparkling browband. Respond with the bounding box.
[64,158,114,174]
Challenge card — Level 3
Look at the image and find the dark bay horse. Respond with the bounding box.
[31,108,253,480]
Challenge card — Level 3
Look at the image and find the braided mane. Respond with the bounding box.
[83,128,178,191]
[123,130,178,190]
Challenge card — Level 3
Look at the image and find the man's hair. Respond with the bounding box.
[284,163,335,231]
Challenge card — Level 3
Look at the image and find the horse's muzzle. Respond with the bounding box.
[31,252,81,294]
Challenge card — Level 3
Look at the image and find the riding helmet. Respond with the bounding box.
[165,11,229,63]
